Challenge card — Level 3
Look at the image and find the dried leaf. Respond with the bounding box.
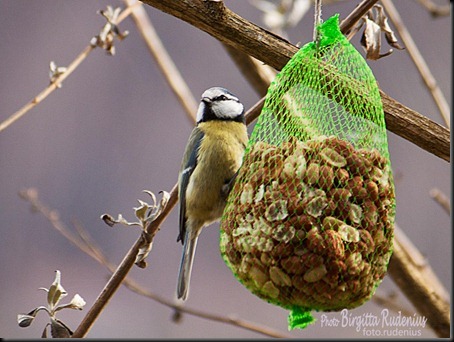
[91,5,129,55]
[134,199,150,222]
[375,5,404,50]
[50,317,73,338]
[48,61,67,88]
[100,213,140,227]
[361,18,387,60]
[17,313,35,328]
[360,5,404,60]
[47,270,67,309]
[100,213,117,227]
[135,240,153,268]
[55,293,86,311]
[41,323,51,338]
[144,190,170,223]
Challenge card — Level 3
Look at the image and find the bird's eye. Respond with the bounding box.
[217,95,228,101]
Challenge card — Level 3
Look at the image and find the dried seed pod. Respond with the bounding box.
[365,180,379,201]
[249,263,269,288]
[334,168,350,185]
[327,188,352,202]
[348,203,363,225]
[319,165,335,190]
[270,266,292,287]
[304,162,320,185]
[363,200,378,225]
[320,147,347,167]
[338,224,360,242]
[270,241,295,258]
[265,200,289,221]
[305,195,328,218]
[346,153,372,176]
[262,281,280,298]
[291,275,306,292]
[322,216,344,231]
[306,227,327,255]
[304,264,328,283]
[345,252,364,275]
[323,230,345,258]
[272,223,295,243]
[281,255,306,275]
[260,251,273,266]
[281,154,307,181]
[240,183,254,205]
[357,229,375,256]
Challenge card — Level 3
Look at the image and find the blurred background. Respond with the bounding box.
[0,0,451,338]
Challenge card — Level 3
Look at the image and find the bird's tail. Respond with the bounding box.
[177,229,199,301]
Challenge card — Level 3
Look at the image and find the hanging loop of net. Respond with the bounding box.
[220,14,395,330]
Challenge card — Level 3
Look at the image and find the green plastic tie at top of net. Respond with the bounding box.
[220,14,395,331]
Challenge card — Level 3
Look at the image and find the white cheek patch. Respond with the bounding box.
[212,101,244,119]
[196,102,205,123]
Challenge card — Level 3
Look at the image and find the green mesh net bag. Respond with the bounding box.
[220,14,395,330]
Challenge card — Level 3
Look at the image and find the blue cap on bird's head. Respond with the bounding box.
[196,87,244,124]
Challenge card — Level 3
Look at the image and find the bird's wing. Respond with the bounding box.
[178,127,205,245]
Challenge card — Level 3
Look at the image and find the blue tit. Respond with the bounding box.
[176,87,249,301]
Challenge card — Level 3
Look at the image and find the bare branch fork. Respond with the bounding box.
[140,0,450,163]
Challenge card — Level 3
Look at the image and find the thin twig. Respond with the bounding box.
[387,225,450,337]
[222,44,276,96]
[0,4,136,133]
[71,184,178,338]
[429,188,451,215]
[0,45,92,133]
[124,0,198,122]
[372,291,414,318]
[125,281,290,337]
[417,0,451,17]
[19,188,290,338]
[381,0,450,128]
[339,0,380,34]
[18,188,100,261]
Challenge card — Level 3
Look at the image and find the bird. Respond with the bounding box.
[176,87,249,301]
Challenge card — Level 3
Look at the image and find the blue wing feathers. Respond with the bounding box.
[178,129,205,244]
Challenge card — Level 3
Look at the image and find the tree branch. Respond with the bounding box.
[388,226,451,337]
[416,0,451,17]
[71,185,178,337]
[71,96,265,337]
[140,0,450,163]
[125,0,198,122]
[339,0,380,34]
[19,188,290,338]
[381,0,450,128]
[0,4,135,133]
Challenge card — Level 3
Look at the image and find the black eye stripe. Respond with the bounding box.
[213,95,239,102]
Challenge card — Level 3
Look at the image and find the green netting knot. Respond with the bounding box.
[288,307,316,330]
